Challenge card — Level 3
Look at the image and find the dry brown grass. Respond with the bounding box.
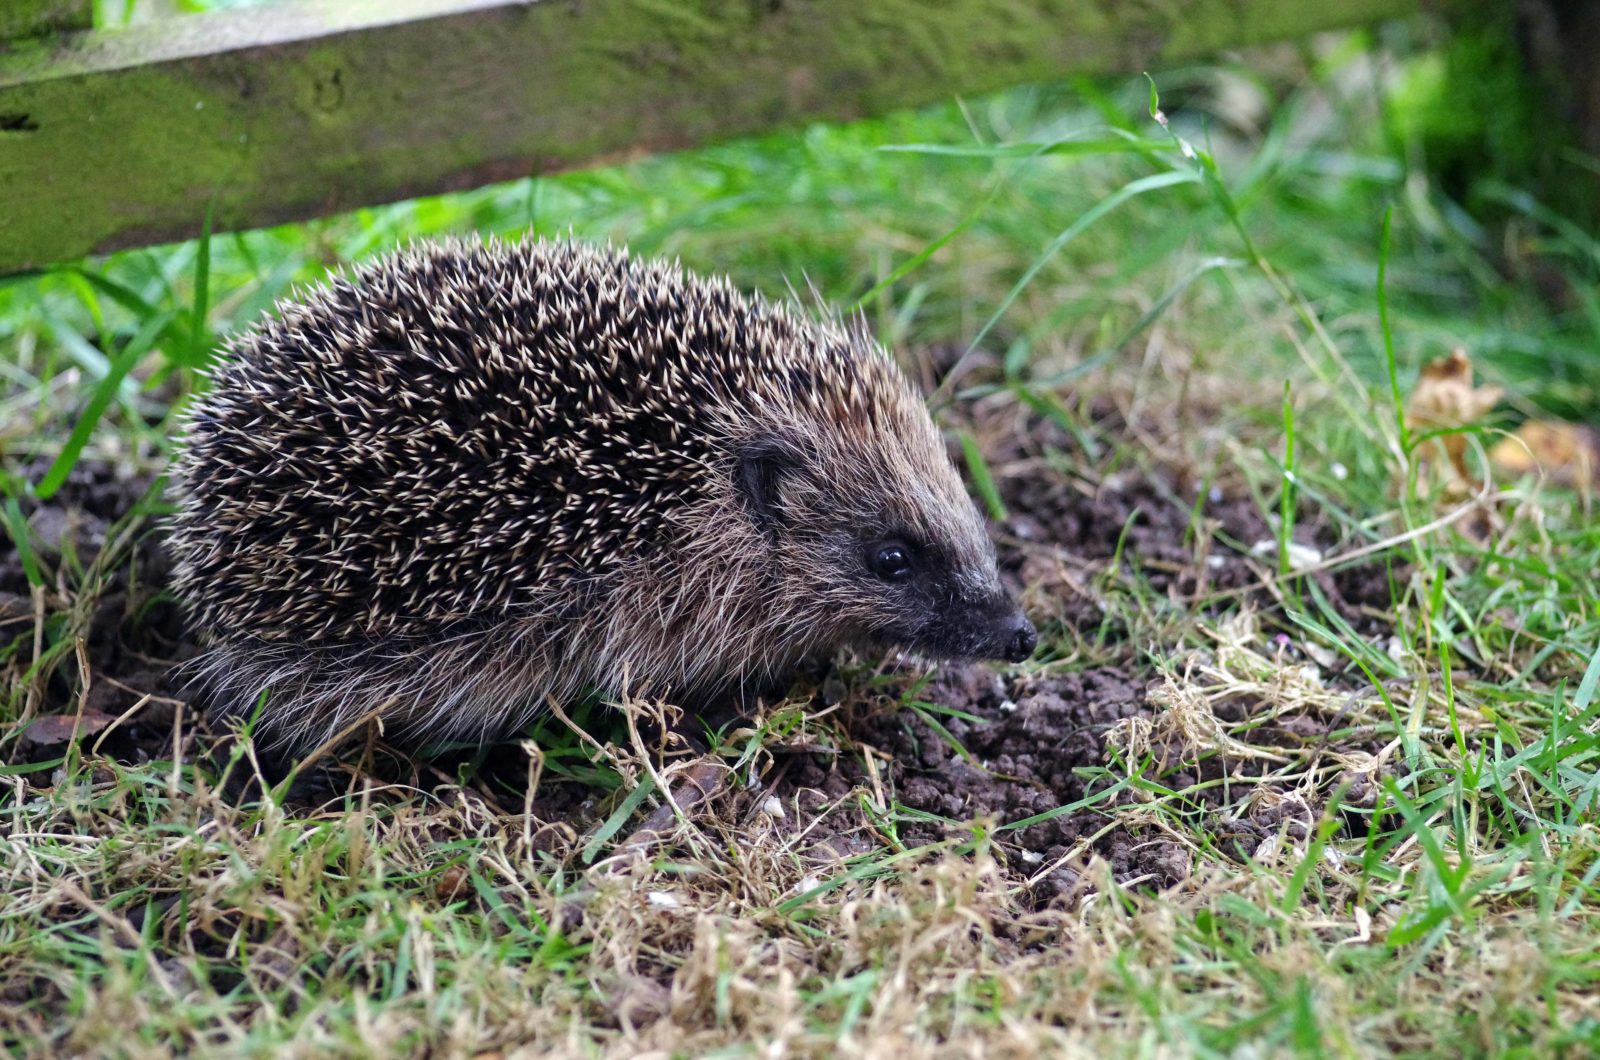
[7,541,1597,1059]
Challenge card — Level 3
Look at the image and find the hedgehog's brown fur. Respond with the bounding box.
[169,239,1032,752]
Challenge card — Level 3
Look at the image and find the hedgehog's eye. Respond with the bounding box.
[869,541,915,582]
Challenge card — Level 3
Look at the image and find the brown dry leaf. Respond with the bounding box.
[23,710,116,747]
[435,864,469,902]
[1405,347,1502,484]
[1490,420,1600,487]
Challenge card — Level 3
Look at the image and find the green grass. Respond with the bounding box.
[4,22,1600,1059]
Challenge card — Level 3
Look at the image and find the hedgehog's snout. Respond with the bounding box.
[998,612,1038,663]
[965,600,1036,663]
[875,582,1036,665]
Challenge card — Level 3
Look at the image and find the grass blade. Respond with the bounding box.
[880,135,1171,159]
[188,202,215,367]
[33,310,176,501]
[0,496,42,586]
[959,430,1008,521]
[581,774,657,864]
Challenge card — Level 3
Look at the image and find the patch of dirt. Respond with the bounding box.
[2,460,189,765]
[765,660,1360,903]
[980,407,1397,637]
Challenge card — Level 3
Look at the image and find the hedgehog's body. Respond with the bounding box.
[170,240,1033,752]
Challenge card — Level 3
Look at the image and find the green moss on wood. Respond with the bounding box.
[0,0,91,42]
[0,0,1436,273]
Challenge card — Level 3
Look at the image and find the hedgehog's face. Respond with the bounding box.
[848,528,1038,664]
[735,415,1036,667]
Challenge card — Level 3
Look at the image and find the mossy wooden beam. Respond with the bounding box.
[0,0,1439,273]
[0,0,91,42]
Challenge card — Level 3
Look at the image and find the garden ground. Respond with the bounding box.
[3,20,1599,1058]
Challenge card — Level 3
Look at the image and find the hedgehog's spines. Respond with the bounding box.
[169,236,1011,752]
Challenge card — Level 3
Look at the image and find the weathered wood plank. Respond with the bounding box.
[0,0,1440,273]
[0,0,92,42]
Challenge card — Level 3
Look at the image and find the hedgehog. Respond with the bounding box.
[168,238,1036,754]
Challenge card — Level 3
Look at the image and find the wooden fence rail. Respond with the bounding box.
[0,0,1443,274]
[1,0,91,43]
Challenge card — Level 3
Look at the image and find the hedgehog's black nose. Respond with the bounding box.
[1002,614,1037,663]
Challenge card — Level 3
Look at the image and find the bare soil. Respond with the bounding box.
[3,460,186,764]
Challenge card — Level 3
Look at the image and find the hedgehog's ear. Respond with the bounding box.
[735,435,802,538]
